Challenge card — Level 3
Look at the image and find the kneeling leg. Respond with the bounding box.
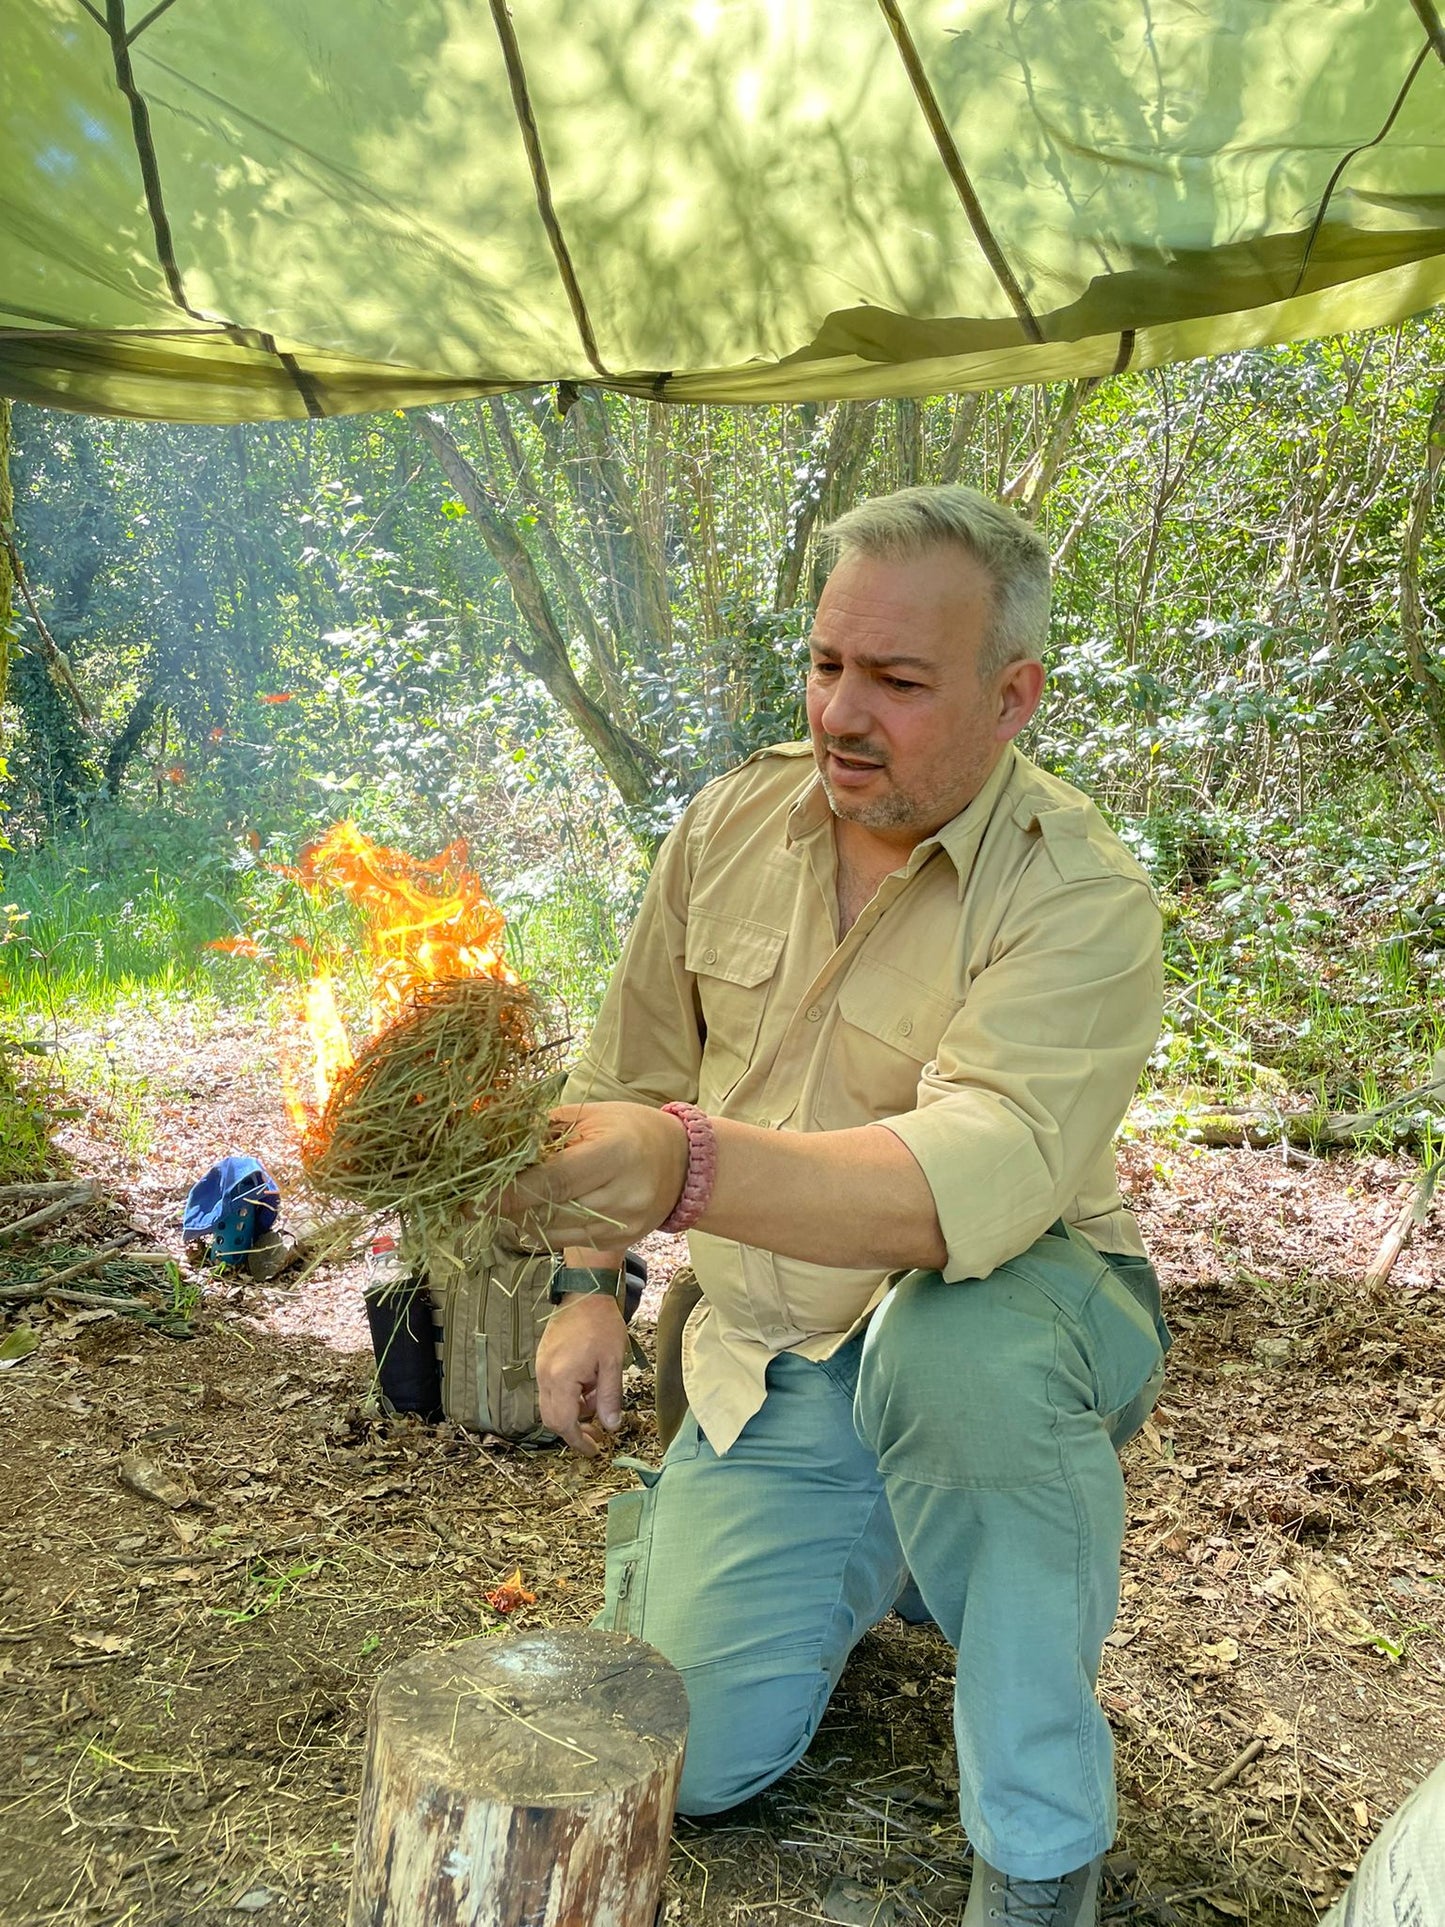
[599,1348,906,1815]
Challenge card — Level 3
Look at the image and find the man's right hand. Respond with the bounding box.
[536,1292,629,1457]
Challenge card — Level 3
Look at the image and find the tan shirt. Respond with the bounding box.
[562,742,1163,1454]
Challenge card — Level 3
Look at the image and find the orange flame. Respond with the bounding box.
[212,822,516,1136]
[280,822,515,1125]
[483,1567,537,1615]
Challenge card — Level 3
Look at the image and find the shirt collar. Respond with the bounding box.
[785,745,1019,898]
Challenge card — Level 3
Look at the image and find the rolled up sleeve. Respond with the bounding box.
[877,866,1162,1281]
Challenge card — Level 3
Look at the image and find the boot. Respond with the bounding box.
[963,1855,1102,1927]
[653,1266,703,1449]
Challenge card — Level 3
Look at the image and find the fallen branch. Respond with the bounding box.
[1136,1074,1445,1151]
[0,1241,133,1300]
[1364,1162,1442,1293]
[0,1180,89,1203]
[0,1182,101,1244]
[1206,1735,1265,1794]
[9,1285,152,1314]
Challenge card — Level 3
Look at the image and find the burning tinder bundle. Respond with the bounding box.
[302,973,568,1262]
[217,823,569,1268]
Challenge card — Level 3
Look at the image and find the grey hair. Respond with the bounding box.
[821,485,1051,679]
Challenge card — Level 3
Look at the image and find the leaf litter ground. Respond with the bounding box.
[0,1004,1442,1926]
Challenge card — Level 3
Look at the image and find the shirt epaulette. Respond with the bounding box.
[737,741,814,767]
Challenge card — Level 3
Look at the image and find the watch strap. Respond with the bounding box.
[550,1264,624,1304]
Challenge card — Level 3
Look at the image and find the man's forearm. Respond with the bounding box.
[503,1102,947,1275]
[696,1118,947,1271]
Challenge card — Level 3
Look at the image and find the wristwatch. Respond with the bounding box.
[549,1263,624,1305]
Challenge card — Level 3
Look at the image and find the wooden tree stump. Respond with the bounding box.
[348,1627,689,1927]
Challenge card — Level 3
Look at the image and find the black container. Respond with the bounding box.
[623,1250,647,1322]
[363,1279,444,1421]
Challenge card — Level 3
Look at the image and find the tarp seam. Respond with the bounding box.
[1288,36,1433,302]
[102,0,334,419]
[487,0,611,380]
[1409,0,1445,64]
[873,0,1044,344]
[103,0,207,325]
[127,0,182,44]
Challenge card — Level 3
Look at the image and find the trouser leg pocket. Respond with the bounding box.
[599,1468,660,1636]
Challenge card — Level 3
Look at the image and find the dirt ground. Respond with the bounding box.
[1,1003,1443,1926]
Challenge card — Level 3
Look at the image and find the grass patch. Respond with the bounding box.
[2,816,261,1022]
[1146,797,1444,1119]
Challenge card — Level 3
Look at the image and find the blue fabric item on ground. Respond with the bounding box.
[182,1156,280,1265]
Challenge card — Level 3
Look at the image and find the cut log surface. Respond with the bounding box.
[348,1627,688,1927]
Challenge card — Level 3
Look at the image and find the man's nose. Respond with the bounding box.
[819,667,874,739]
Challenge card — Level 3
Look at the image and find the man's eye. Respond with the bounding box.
[885,677,921,692]
[809,661,839,676]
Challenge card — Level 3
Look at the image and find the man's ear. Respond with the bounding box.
[995,658,1046,744]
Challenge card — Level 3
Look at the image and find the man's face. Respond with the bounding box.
[805,547,1031,850]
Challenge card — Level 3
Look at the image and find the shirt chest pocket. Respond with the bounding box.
[685,912,787,1106]
[817,962,957,1129]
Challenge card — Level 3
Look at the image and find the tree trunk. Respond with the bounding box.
[938,394,983,485]
[1,400,12,713]
[893,398,922,489]
[480,399,631,718]
[1398,381,1445,765]
[348,1627,688,1927]
[807,402,882,602]
[1003,379,1099,523]
[102,679,163,796]
[415,414,664,814]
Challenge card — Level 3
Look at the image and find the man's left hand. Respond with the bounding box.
[498,1102,689,1246]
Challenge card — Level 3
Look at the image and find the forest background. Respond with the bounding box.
[1,319,1444,1155]
[2,311,1445,1927]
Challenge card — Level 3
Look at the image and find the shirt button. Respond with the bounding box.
[702,947,717,965]
[898,1017,914,1037]
[805,1004,823,1022]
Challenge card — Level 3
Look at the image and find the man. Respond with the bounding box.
[502,485,1169,1927]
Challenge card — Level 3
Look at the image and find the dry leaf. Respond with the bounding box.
[1186,1636,1240,1676]
[69,1632,132,1654]
[1293,1558,1383,1648]
[1254,1710,1293,1742]
[118,1452,192,1510]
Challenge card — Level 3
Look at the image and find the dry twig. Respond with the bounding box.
[0,1240,128,1294]
[0,1183,101,1245]
[1364,1160,1442,1291]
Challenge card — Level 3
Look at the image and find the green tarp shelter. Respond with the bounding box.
[3,0,1444,422]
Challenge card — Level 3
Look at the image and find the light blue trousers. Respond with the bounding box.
[599,1224,1169,1882]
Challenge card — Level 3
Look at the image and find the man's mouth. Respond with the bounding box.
[823,746,888,789]
[823,741,885,769]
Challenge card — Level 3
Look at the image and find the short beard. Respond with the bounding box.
[819,773,919,831]
[817,738,915,830]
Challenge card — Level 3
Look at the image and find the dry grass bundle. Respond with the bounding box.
[301,975,568,1265]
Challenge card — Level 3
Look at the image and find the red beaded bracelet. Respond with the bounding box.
[658,1101,718,1233]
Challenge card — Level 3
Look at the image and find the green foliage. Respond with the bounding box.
[0,1041,59,1182]
[3,322,1444,1128]
[1144,790,1444,1138]
[0,805,260,1018]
